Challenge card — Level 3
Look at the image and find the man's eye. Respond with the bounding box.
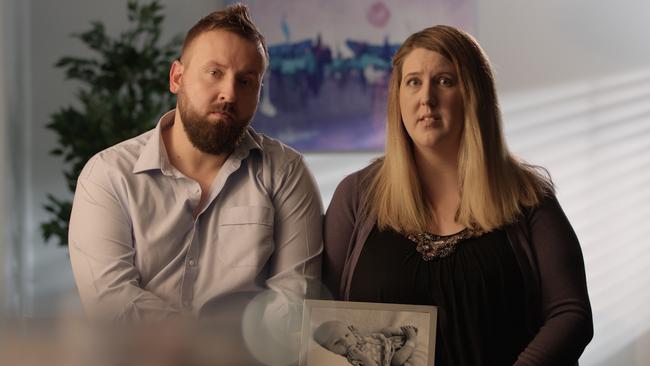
[237,76,259,88]
[208,70,222,77]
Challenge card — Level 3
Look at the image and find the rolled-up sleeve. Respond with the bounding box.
[68,157,178,321]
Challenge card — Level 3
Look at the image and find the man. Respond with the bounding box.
[68,3,322,335]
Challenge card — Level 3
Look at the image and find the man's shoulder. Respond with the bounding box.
[79,129,155,181]
[247,128,303,166]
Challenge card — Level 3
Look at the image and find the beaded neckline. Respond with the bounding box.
[406,228,477,260]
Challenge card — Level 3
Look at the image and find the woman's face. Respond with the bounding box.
[398,48,464,156]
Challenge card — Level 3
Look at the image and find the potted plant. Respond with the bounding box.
[41,0,181,246]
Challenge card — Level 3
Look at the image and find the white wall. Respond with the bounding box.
[3,0,649,365]
[0,0,6,318]
[478,1,650,93]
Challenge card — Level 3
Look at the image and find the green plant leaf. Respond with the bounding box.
[43,0,180,246]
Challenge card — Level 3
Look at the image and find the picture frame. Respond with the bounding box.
[300,299,437,366]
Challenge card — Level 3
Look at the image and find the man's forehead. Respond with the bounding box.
[183,29,266,70]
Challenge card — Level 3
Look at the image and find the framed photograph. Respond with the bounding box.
[235,0,477,151]
[300,299,437,366]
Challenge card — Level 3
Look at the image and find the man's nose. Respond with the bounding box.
[219,77,237,103]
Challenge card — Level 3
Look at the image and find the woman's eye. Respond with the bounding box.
[439,77,454,87]
[405,78,421,87]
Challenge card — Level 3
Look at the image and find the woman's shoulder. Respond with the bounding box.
[336,159,383,192]
[512,192,576,241]
[328,159,382,215]
[524,191,564,218]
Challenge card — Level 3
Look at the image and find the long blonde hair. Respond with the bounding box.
[367,25,553,233]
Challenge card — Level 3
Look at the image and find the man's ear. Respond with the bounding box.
[169,60,184,94]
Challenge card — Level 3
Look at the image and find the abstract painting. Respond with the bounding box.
[236,0,476,151]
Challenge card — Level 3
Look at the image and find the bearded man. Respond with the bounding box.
[68,4,322,342]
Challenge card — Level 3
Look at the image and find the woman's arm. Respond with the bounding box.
[515,195,593,365]
[323,172,362,299]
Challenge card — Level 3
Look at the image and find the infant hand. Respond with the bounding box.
[348,348,365,361]
[348,325,360,333]
[401,325,418,339]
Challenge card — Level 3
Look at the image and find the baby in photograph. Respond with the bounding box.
[313,320,418,366]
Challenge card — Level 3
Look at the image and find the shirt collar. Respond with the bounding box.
[132,110,174,174]
[232,126,263,161]
[133,109,263,174]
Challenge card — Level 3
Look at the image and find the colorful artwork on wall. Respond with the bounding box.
[237,0,476,151]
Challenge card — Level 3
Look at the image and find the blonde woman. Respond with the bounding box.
[323,25,593,365]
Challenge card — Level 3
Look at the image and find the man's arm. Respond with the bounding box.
[262,155,323,336]
[69,158,178,321]
[265,154,323,301]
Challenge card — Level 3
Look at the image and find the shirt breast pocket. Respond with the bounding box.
[217,206,275,267]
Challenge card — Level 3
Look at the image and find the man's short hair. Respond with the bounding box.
[180,3,269,63]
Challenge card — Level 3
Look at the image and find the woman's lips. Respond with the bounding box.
[418,115,441,123]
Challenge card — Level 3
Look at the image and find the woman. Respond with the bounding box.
[323,25,593,365]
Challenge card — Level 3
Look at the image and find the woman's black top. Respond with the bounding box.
[349,225,532,365]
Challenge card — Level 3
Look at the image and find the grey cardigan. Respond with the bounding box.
[323,163,593,366]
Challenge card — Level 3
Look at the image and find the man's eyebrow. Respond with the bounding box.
[202,60,225,68]
[239,70,261,78]
[202,61,260,76]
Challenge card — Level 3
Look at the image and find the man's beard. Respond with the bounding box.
[177,90,250,155]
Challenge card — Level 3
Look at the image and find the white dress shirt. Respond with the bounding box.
[68,110,323,322]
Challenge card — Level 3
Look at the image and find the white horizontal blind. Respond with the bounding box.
[502,68,650,366]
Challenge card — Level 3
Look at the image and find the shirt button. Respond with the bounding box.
[188,259,195,266]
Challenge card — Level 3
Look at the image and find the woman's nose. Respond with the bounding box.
[420,85,437,107]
